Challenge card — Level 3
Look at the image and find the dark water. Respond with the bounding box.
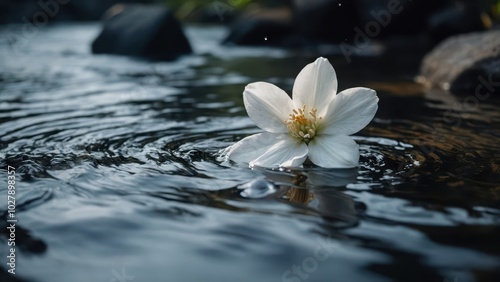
[0,23,499,282]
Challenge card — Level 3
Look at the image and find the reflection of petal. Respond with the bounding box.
[308,135,360,168]
[256,168,304,186]
[255,166,358,188]
[313,189,359,224]
[243,167,359,224]
[306,167,359,187]
[292,57,338,116]
[322,87,378,136]
[243,82,293,133]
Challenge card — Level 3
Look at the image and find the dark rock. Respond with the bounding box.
[222,8,296,46]
[427,2,485,43]
[419,30,500,93]
[226,0,448,47]
[91,4,192,61]
[223,18,293,46]
[222,0,487,52]
[223,1,358,47]
[294,0,448,42]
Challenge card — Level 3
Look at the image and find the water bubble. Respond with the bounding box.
[238,178,277,199]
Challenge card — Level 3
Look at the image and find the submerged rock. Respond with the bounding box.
[91,4,192,61]
[419,30,500,93]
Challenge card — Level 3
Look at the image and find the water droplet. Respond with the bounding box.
[238,178,276,198]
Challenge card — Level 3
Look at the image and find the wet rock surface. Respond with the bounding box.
[419,30,500,93]
[91,4,192,60]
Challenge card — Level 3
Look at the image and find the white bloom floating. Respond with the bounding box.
[224,57,378,168]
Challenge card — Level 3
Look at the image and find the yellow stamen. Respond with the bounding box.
[285,104,322,143]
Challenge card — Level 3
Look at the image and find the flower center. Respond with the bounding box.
[285,104,322,143]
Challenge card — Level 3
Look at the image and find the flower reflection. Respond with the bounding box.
[287,188,314,204]
[240,167,360,224]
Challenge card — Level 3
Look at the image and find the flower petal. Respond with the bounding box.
[243,82,293,133]
[307,135,359,168]
[223,132,281,164]
[322,87,378,136]
[224,133,307,168]
[251,136,308,168]
[292,57,338,115]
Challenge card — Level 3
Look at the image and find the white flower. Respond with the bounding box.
[224,57,378,168]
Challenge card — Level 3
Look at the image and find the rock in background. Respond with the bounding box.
[419,30,500,93]
[222,0,488,50]
[91,4,192,61]
[222,7,295,46]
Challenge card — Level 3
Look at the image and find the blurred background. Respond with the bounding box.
[2,0,498,44]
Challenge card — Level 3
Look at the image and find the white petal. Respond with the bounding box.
[307,135,359,168]
[251,135,308,168]
[224,133,307,168]
[322,87,378,136]
[224,132,281,163]
[243,82,293,133]
[292,57,338,115]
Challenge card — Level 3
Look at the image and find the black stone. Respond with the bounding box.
[91,4,192,61]
[419,30,500,93]
[223,16,295,46]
